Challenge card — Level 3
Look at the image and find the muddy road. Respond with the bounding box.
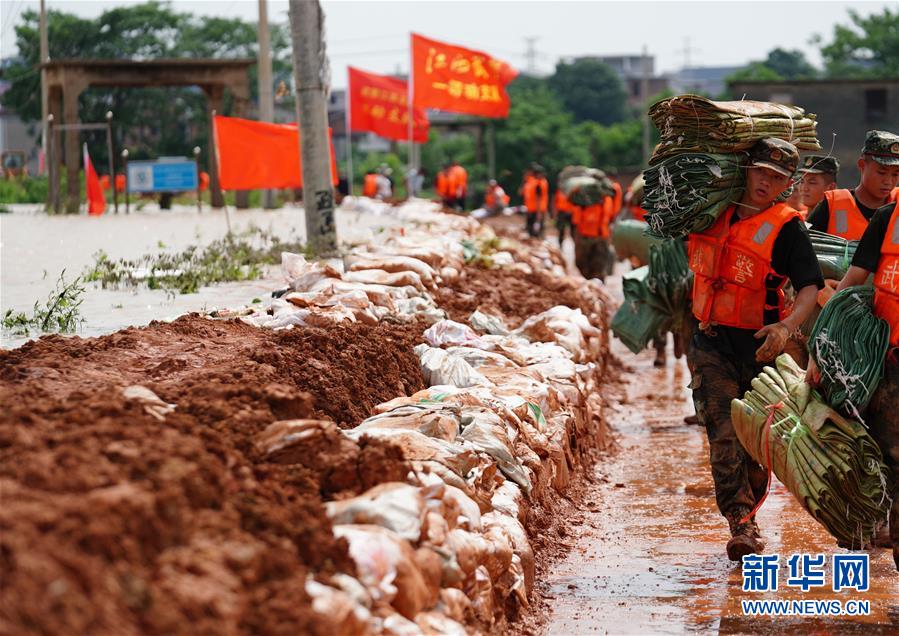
[542,334,898,634]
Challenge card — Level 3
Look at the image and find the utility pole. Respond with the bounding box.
[524,37,538,74]
[641,45,651,167]
[257,0,275,209]
[288,0,337,255]
[40,0,49,181]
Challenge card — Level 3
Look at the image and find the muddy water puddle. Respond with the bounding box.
[545,337,898,634]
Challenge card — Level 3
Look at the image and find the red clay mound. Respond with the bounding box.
[0,314,424,635]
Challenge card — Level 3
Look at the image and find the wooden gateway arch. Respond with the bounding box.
[42,58,254,213]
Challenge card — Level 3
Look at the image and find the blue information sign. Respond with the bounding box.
[127,159,198,193]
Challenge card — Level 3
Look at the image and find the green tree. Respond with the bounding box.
[726,62,784,83]
[1,2,291,171]
[547,59,628,125]
[816,8,899,78]
[494,83,591,197]
[763,48,816,79]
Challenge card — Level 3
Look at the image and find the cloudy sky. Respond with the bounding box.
[1,0,893,88]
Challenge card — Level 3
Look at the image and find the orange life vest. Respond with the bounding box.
[363,173,379,198]
[485,186,509,209]
[824,189,869,240]
[873,203,899,347]
[450,165,468,195]
[688,203,801,330]
[890,187,899,204]
[523,176,549,214]
[555,191,572,213]
[573,202,609,239]
[610,181,623,218]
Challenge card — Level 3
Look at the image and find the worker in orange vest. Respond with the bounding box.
[624,173,649,222]
[797,155,838,212]
[362,170,379,198]
[817,179,899,569]
[436,163,454,209]
[686,138,823,562]
[807,131,899,239]
[484,179,510,215]
[521,164,549,237]
[553,186,574,246]
[448,160,468,211]
[572,195,612,281]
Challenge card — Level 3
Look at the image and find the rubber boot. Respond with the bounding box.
[726,512,765,562]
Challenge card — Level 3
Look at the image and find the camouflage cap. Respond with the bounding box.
[862,130,899,166]
[798,154,840,176]
[748,137,799,178]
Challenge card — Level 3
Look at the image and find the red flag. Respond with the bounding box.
[348,67,429,143]
[411,33,518,118]
[83,143,106,216]
[213,115,339,191]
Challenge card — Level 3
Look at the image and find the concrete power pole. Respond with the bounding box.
[641,45,650,166]
[40,0,49,177]
[257,0,275,209]
[288,0,337,255]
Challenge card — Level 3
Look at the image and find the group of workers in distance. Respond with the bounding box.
[680,130,899,567]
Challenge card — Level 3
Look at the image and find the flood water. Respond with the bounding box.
[544,329,898,634]
[0,201,400,349]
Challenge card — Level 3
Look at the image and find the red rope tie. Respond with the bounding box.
[740,400,783,524]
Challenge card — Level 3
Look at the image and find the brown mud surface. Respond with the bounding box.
[436,265,598,329]
[0,314,424,635]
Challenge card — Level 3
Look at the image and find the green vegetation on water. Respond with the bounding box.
[83,225,307,295]
[2,270,86,336]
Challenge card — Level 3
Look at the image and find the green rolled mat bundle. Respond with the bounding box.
[610,219,663,264]
[646,239,693,321]
[559,165,615,207]
[611,266,669,354]
[643,153,744,238]
[809,230,858,280]
[732,354,891,547]
[611,240,693,353]
[649,95,820,164]
[809,286,890,421]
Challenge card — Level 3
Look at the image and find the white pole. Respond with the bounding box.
[257,0,275,208]
[407,35,415,175]
[345,87,354,196]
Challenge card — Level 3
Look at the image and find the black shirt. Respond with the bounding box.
[807,189,881,233]
[850,203,898,272]
[695,214,825,360]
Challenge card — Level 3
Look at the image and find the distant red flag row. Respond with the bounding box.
[213,35,516,190]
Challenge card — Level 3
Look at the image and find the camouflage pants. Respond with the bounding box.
[574,235,612,281]
[688,343,768,526]
[866,357,899,565]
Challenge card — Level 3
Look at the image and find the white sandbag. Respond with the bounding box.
[326,482,425,542]
[344,428,480,479]
[347,255,438,289]
[445,346,518,369]
[468,310,510,336]
[281,252,342,291]
[460,407,532,493]
[354,404,461,442]
[423,320,488,349]
[344,269,428,293]
[304,578,371,636]
[332,524,429,620]
[415,345,491,388]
